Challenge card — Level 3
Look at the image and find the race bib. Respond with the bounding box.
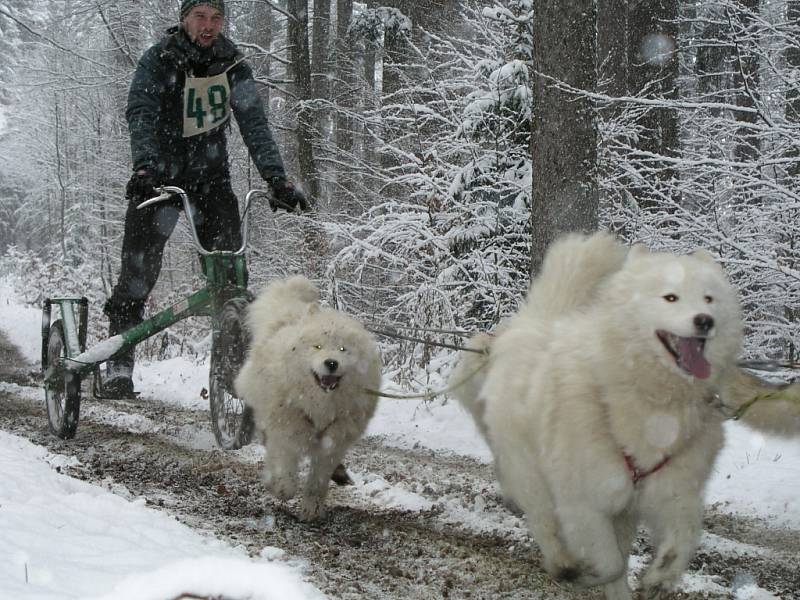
[182,71,231,138]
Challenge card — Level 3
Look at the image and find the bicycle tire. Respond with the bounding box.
[44,320,81,439]
[209,297,254,449]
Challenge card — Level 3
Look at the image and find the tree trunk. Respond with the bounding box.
[598,0,627,98]
[732,0,761,164]
[362,0,378,168]
[54,96,68,260]
[380,16,408,170]
[287,0,320,200]
[311,0,331,200]
[787,1,800,164]
[787,2,800,118]
[311,0,331,101]
[530,0,598,276]
[250,0,275,189]
[784,0,800,360]
[627,0,679,206]
[335,0,354,157]
[597,0,629,230]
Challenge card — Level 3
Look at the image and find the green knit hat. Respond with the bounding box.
[180,0,225,19]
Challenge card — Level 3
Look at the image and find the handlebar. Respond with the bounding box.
[137,186,274,256]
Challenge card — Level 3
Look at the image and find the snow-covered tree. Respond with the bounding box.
[600,0,800,361]
[325,0,533,378]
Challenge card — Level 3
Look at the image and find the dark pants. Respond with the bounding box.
[104,174,243,343]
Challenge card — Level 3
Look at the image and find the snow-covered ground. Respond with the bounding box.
[1,277,798,599]
[0,431,326,600]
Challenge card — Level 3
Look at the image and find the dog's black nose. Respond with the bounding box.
[324,359,338,373]
[694,313,714,334]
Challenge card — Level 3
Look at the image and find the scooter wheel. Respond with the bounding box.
[44,320,81,439]
[209,297,254,449]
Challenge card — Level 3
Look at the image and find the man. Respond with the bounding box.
[103,0,306,396]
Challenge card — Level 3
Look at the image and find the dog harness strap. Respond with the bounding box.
[623,453,671,484]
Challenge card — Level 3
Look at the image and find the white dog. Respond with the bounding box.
[235,276,382,521]
[452,232,800,599]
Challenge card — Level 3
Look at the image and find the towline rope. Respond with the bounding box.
[362,359,488,401]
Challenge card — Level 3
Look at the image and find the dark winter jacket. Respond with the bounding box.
[126,26,285,184]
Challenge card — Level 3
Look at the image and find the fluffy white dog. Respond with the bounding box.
[452,232,800,599]
[235,276,381,521]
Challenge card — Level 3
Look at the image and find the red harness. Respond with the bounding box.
[623,453,671,485]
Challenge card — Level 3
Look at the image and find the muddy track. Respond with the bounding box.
[1,336,798,600]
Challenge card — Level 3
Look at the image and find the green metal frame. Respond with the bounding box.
[42,253,248,386]
[38,185,285,450]
[40,185,277,402]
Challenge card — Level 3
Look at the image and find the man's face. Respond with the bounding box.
[183,5,224,47]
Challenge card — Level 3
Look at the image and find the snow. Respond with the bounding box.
[1,277,799,599]
[367,388,492,460]
[66,334,126,369]
[0,432,323,600]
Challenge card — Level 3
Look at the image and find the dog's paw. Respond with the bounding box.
[330,463,354,486]
[638,570,678,599]
[639,548,681,594]
[546,553,624,589]
[299,495,326,522]
[542,549,581,583]
[263,471,298,501]
[502,496,523,516]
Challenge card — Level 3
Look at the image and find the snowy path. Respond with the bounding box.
[1,275,798,600]
[1,339,798,599]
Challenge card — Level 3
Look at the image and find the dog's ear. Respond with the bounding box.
[690,248,717,264]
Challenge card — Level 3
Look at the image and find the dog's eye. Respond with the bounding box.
[704,295,713,304]
[314,344,322,350]
[339,346,346,352]
[663,294,678,302]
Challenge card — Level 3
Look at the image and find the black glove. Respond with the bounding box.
[268,177,309,213]
[126,168,159,200]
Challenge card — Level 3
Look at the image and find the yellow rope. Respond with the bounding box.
[732,385,800,421]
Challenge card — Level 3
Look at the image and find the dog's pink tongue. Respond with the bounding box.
[677,337,710,379]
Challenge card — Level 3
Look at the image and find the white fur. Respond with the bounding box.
[450,331,495,443]
[467,233,745,599]
[235,275,381,521]
[452,233,628,448]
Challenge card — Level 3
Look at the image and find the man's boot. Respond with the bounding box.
[104,351,135,398]
[103,298,139,398]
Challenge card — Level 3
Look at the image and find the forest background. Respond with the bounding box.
[1,0,799,385]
